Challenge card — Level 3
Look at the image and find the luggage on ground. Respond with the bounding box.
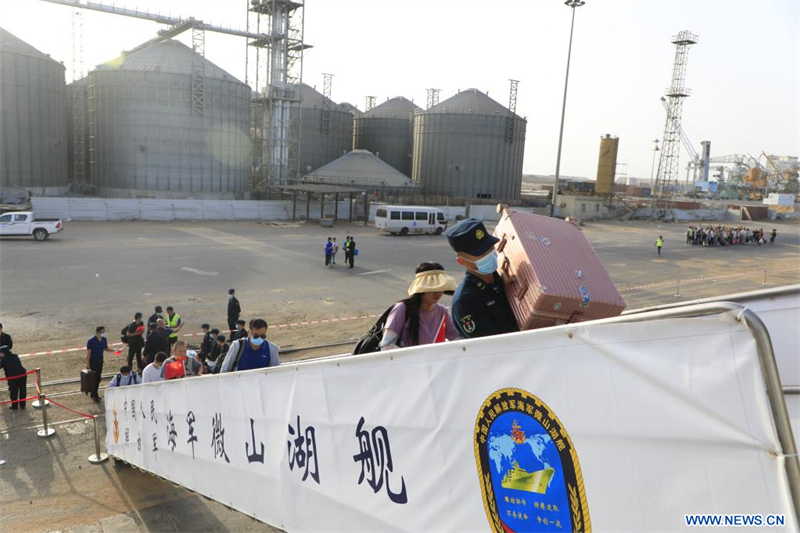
[494,205,626,330]
[80,368,97,394]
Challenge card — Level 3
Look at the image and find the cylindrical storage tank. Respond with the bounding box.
[353,96,419,177]
[88,40,250,197]
[296,84,353,176]
[412,89,526,201]
[595,134,619,195]
[0,27,68,194]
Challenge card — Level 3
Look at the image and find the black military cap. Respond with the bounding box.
[445,218,499,256]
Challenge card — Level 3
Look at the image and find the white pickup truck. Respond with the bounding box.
[0,211,63,241]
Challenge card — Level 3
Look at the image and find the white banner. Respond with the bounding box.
[105,310,797,532]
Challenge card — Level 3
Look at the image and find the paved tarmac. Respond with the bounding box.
[1,216,798,532]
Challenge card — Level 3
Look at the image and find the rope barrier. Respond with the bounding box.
[0,369,38,381]
[0,395,39,407]
[46,398,95,419]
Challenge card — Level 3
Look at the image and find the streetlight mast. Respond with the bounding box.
[551,0,585,217]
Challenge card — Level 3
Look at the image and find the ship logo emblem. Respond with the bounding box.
[113,407,120,444]
[474,388,591,532]
[476,229,486,240]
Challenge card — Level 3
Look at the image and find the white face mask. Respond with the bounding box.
[228,294,234,300]
[100,333,106,338]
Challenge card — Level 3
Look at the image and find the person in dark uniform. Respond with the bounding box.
[227,289,241,338]
[348,236,356,268]
[126,312,146,371]
[85,326,117,402]
[148,306,164,328]
[0,323,12,351]
[0,346,27,410]
[446,218,519,339]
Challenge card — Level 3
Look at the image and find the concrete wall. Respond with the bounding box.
[555,195,611,220]
[31,197,356,222]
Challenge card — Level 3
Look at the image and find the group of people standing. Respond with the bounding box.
[76,287,280,402]
[324,236,356,268]
[686,226,777,247]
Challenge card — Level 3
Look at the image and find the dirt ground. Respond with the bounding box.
[1,217,798,532]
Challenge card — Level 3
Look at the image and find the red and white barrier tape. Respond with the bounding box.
[0,369,38,381]
[17,312,380,359]
[47,398,95,419]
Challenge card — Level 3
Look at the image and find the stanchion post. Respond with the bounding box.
[88,415,109,464]
[674,278,681,298]
[763,270,768,286]
[37,394,55,438]
[32,369,49,409]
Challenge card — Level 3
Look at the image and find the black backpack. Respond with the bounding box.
[120,324,131,344]
[352,305,396,355]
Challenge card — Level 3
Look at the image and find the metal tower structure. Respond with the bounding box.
[71,10,87,190]
[365,96,377,111]
[426,88,440,110]
[247,0,309,188]
[321,73,333,135]
[652,30,698,219]
[506,79,519,143]
[40,0,306,191]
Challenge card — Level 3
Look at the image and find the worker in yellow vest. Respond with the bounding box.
[655,235,664,256]
[165,306,183,353]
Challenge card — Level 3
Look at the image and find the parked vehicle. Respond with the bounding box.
[0,211,63,241]
[374,206,447,236]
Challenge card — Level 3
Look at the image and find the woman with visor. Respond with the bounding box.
[380,262,462,350]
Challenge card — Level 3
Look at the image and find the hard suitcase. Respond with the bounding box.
[494,206,626,330]
[81,369,97,394]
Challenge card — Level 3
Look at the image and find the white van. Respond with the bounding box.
[374,206,447,236]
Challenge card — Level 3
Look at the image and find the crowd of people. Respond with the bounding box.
[3,218,523,406]
[685,226,777,247]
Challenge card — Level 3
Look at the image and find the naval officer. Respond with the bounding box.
[446,218,519,339]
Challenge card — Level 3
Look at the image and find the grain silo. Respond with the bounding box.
[412,88,526,201]
[87,40,250,197]
[353,96,419,178]
[295,84,353,176]
[339,102,362,117]
[0,27,68,194]
[595,134,619,195]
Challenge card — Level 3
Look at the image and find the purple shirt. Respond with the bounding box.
[385,302,460,348]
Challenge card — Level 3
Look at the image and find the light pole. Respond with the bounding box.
[551,0,586,217]
[650,139,660,184]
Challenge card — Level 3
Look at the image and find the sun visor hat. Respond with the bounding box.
[407,270,458,296]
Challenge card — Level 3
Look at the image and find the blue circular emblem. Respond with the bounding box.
[474,388,591,533]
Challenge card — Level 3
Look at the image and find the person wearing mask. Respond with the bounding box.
[0,324,12,351]
[162,341,203,380]
[446,218,519,340]
[380,263,460,350]
[147,306,164,327]
[164,306,183,349]
[126,312,146,371]
[208,334,229,373]
[143,323,159,365]
[231,319,248,342]
[332,237,339,265]
[0,346,27,410]
[227,289,241,338]
[142,352,167,384]
[219,318,280,373]
[347,236,356,268]
[85,326,118,402]
[108,365,141,387]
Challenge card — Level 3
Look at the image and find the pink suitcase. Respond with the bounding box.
[494,206,626,329]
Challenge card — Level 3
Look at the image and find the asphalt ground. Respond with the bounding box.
[0,217,798,532]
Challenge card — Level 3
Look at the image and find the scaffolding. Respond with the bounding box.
[247,0,310,190]
[652,30,698,219]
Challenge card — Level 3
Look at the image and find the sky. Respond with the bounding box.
[2,0,799,181]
